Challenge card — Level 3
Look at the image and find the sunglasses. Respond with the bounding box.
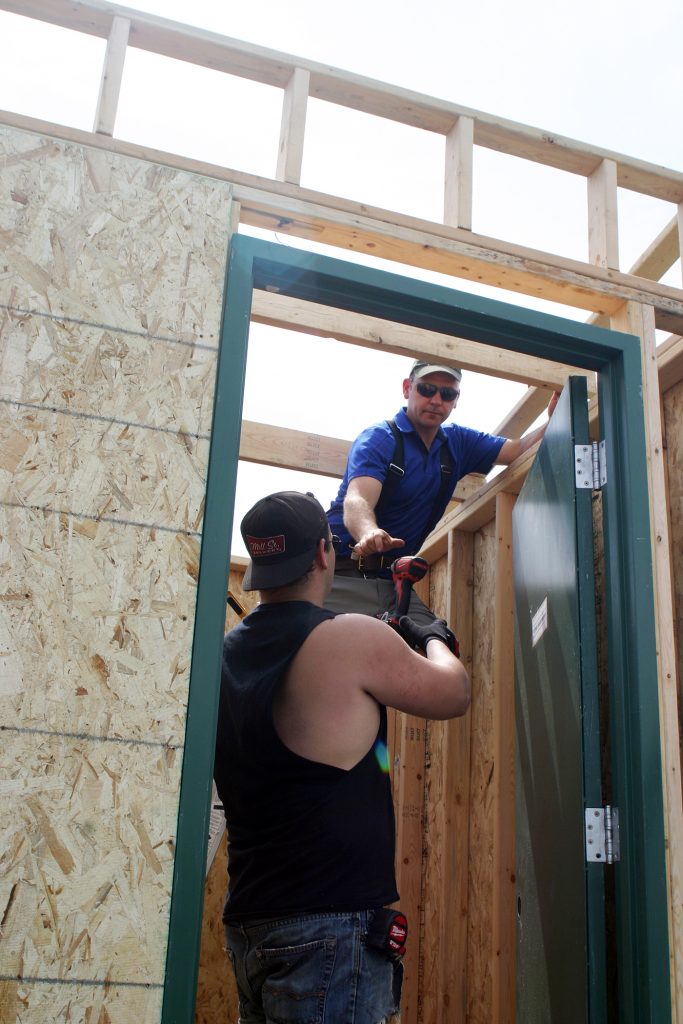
[330,534,342,552]
[415,381,460,402]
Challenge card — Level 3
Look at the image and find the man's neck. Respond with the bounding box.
[405,410,440,449]
[259,580,325,606]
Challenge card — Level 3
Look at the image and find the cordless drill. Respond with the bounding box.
[387,555,429,628]
[382,555,459,656]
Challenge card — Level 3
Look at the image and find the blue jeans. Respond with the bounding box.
[224,910,404,1023]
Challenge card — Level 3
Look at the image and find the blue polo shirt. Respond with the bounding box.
[327,408,505,567]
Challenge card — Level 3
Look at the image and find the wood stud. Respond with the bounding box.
[93,15,130,136]
[444,115,474,230]
[276,67,310,185]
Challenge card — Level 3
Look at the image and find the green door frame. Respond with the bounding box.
[161,234,670,1023]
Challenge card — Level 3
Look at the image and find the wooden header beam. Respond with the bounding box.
[251,290,595,393]
[3,0,683,201]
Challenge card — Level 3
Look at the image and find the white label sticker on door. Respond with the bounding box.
[531,596,548,648]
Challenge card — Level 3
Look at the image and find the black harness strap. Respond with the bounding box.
[375,419,455,540]
[374,419,405,521]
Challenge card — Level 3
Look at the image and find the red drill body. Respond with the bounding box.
[391,555,429,622]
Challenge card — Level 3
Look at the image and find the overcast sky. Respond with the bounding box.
[1,0,681,553]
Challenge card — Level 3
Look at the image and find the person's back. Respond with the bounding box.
[215,490,470,1024]
[215,600,398,920]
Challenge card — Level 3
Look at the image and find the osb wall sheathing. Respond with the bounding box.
[0,125,233,1022]
[663,380,683,756]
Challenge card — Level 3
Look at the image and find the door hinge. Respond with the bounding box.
[575,441,606,489]
[585,805,620,864]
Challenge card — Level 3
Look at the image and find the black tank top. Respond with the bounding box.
[214,600,399,920]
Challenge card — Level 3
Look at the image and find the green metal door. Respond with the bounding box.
[514,377,606,1023]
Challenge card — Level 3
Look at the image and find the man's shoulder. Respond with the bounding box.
[307,611,390,649]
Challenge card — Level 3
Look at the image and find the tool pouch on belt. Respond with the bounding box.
[365,908,408,961]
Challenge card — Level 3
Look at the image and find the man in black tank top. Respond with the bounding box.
[215,491,470,1024]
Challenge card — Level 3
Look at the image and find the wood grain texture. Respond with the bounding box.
[421,533,474,1023]
[663,379,683,811]
[491,493,516,1024]
[467,519,497,1023]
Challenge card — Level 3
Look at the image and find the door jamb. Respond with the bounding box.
[161,234,670,1022]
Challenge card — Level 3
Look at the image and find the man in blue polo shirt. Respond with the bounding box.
[326,359,558,623]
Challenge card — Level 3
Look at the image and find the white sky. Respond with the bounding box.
[1,0,682,554]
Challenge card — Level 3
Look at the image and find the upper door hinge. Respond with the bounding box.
[575,441,606,490]
[585,805,620,864]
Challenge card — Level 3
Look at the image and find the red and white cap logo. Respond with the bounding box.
[246,534,286,558]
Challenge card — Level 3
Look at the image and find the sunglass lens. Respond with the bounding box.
[416,382,458,401]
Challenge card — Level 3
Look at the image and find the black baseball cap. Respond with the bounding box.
[241,491,330,591]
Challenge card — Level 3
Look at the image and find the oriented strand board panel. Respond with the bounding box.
[0,125,233,1021]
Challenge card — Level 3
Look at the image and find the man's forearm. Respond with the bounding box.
[343,492,379,542]
[497,422,547,465]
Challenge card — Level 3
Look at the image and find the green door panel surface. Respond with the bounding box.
[514,378,606,1023]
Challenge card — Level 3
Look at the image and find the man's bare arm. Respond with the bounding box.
[495,390,560,465]
[343,476,405,555]
[273,614,470,770]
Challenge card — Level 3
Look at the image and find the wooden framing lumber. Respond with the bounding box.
[4,0,683,201]
[611,301,683,1019]
[93,14,129,136]
[658,334,683,393]
[237,420,485,508]
[588,159,619,270]
[491,492,516,1023]
[251,291,594,392]
[394,576,430,1024]
[630,216,680,283]
[492,387,553,438]
[2,109,682,333]
[238,419,349,477]
[444,116,474,230]
[446,531,475,1020]
[235,186,683,334]
[276,67,309,185]
[499,216,682,437]
[421,532,475,1023]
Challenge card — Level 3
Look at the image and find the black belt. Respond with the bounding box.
[335,554,394,574]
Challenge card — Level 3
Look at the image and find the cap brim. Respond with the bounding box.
[413,363,461,381]
[242,544,318,591]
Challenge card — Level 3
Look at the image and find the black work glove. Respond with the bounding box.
[398,615,460,657]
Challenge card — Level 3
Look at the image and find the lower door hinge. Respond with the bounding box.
[585,805,620,864]
[575,441,606,489]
